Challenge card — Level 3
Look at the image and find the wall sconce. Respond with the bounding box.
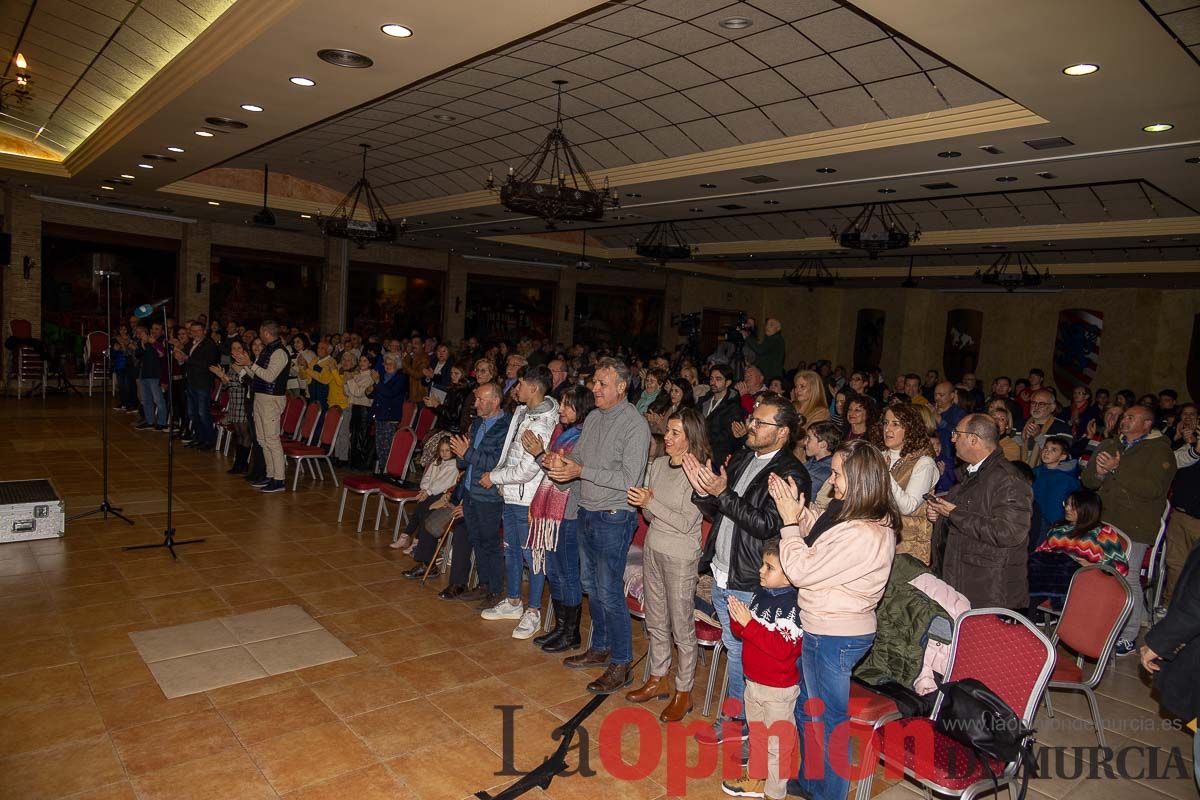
[454,296,462,313]
[195,272,206,293]
[22,255,35,279]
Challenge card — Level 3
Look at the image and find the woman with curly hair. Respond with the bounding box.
[870,403,938,563]
[791,369,829,424]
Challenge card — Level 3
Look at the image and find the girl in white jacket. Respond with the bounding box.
[391,439,459,551]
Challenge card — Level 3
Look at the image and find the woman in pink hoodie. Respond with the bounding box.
[770,439,899,800]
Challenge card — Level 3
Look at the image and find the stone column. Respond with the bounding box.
[554,266,577,346]
[443,253,467,344]
[178,221,211,322]
[321,236,348,334]
[2,188,42,380]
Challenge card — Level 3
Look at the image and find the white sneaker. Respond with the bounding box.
[481,598,523,621]
[511,608,542,640]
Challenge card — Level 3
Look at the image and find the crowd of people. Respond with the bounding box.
[106,312,1198,800]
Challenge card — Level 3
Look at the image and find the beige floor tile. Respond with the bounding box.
[3,697,107,756]
[129,617,237,662]
[222,603,323,643]
[309,666,417,718]
[130,749,276,800]
[94,681,213,730]
[149,645,270,698]
[220,685,338,743]
[0,662,90,713]
[246,628,356,675]
[0,735,127,800]
[280,763,416,799]
[246,720,376,794]
[109,708,242,775]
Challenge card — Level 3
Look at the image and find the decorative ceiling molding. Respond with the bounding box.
[382,99,1045,219]
[0,152,69,177]
[62,0,304,175]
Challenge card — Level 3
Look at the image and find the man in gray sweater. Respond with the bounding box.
[546,357,650,694]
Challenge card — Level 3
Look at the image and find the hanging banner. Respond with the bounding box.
[943,309,983,382]
[1053,308,1103,390]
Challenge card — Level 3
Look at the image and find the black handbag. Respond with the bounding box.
[934,678,1037,800]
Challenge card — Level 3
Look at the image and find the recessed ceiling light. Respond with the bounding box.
[240,104,264,112]
[1142,122,1173,133]
[194,130,215,137]
[120,174,135,180]
[877,188,895,194]
[995,176,1018,182]
[289,76,316,87]
[137,163,153,169]
[207,201,220,206]
[719,16,753,29]
[432,114,457,122]
[815,167,837,174]
[167,146,184,153]
[1036,171,1056,179]
[1186,157,1200,164]
[318,49,373,68]
[300,214,312,219]
[625,192,642,198]
[1062,63,1099,76]
[381,23,413,38]
[1043,242,1056,246]
[100,185,115,191]
[689,207,704,212]
[699,183,717,188]
[937,151,961,158]
[1173,236,1186,242]
[763,199,780,205]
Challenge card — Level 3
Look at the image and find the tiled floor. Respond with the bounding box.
[0,397,1194,799]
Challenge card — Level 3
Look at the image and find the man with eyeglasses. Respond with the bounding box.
[683,395,811,747]
[928,414,1032,611]
[1021,389,1072,468]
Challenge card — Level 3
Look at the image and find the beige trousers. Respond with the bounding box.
[253,394,288,480]
[1164,510,1200,603]
[744,680,801,800]
[642,546,699,691]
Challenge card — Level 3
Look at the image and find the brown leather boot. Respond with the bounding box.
[659,690,693,722]
[625,674,671,704]
[563,649,610,669]
[587,662,632,695]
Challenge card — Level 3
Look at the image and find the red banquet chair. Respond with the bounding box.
[338,428,416,532]
[84,331,109,396]
[1042,564,1133,747]
[279,395,305,441]
[284,406,345,491]
[859,609,1055,800]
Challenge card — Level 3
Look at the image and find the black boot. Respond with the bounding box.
[534,599,565,647]
[542,603,582,653]
[245,445,266,482]
[228,445,249,474]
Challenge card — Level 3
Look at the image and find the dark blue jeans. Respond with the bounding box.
[546,518,582,605]
[502,503,543,609]
[794,631,875,800]
[464,497,504,594]
[139,378,167,426]
[578,508,637,663]
[186,386,215,445]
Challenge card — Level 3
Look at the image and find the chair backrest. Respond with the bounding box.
[632,512,649,547]
[700,518,713,548]
[296,402,322,444]
[399,400,418,430]
[1055,565,1133,663]
[1143,504,1172,583]
[317,406,344,449]
[384,428,417,478]
[413,407,436,440]
[281,394,304,432]
[10,319,31,338]
[939,608,1055,726]
[85,331,108,363]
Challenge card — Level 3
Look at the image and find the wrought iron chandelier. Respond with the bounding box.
[635,221,692,263]
[832,203,920,259]
[484,80,618,229]
[0,52,32,112]
[785,258,837,290]
[320,143,404,247]
[976,252,1048,291]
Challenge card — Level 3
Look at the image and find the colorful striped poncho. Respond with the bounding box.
[1035,522,1129,575]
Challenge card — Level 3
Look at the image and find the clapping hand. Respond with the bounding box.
[726,595,752,626]
[627,486,653,507]
[767,473,805,525]
[521,430,545,457]
[449,434,470,459]
[731,419,747,438]
[233,350,251,366]
[1095,450,1120,476]
[545,454,582,482]
[681,453,726,497]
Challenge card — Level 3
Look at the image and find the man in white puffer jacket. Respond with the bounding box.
[478,364,560,638]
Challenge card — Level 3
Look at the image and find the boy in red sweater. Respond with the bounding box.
[722,543,804,799]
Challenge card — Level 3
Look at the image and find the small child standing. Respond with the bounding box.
[721,543,804,800]
[1032,434,1080,540]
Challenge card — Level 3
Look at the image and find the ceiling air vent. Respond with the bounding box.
[741,175,778,184]
[978,145,1003,155]
[1024,136,1074,150]
[140,154,177,162]
[717,203,747,210]
[921,182,958,190]
[204,116,248,129]
[317,48,374,69]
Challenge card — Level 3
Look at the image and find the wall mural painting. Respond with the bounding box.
[943,309,983,382]
[1052,308,1104,392]
[852,308,886,371]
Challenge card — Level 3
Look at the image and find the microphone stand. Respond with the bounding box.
[70,270,133,526]
[124,302,205,559]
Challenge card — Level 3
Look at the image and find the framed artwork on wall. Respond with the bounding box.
[943,309,983,382]
[853,308,886,371]
[1052,308,1103,391]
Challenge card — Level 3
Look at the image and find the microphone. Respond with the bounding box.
[134,297,171,319]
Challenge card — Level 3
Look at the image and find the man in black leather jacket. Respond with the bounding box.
[699,364,745,472]
[683,395,812,745]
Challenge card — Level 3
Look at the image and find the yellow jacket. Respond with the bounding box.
[299,359,349,408]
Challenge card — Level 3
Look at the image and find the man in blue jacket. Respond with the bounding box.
[450,382,512,610]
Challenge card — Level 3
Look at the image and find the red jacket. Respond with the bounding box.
[730,586,805,688]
